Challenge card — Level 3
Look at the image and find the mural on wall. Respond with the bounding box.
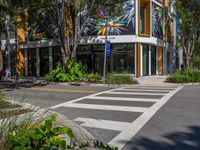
[28,19,49,41]
[152,3,163,39]
[94,16,127,35]
[81,0,136,36]
[122,0,135,30]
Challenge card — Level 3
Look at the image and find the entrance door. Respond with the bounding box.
[40,47,49,76]
[142,44,149,76]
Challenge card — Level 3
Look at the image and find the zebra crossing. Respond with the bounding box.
[51,85,183,149]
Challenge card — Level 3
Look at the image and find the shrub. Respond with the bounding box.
[6,114,73,150]
[84,73,101,82]
[106,73,138,84]
[46,59,85,82]
[166,69,200,83]
[192,56,200,69]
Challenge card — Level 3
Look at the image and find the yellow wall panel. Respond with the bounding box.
[17,49,25,76]
[158,47,163,75]
[17,16,26,43]
[136,43,141,77]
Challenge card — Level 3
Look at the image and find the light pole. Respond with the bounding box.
[103,16,109,84]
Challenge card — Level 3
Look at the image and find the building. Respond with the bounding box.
[1,0,178,77]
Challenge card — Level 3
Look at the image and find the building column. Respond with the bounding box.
[136,43,141,77]
[36,48,40,77]
[24,49,28,76]
[49,47,53,72]
[149,45,151,76]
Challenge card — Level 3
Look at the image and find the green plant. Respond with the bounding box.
[106,73,138,84]
[84,73,101,82]
[6,114,74,150]
[192,56,200,69]
[46,60,85,82]
[166,69,200,83]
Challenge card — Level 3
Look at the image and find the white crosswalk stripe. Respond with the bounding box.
[51,85,183,149]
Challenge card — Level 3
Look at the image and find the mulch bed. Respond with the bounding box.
[0,108,32,119]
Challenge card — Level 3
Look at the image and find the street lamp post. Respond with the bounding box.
[103,16,109,84]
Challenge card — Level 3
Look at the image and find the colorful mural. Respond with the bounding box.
[122,0,135,29]
[152,3,163,39]
[81,0,136,36]
[94,16,127,35]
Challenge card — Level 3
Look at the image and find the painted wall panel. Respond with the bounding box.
[17,49,25,76]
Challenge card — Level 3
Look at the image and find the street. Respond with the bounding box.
[2,84,200,150]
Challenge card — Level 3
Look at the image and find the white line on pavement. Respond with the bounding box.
[117,88,171,92]
[59,103,149,113]
[108,85,184,149]
[123,87,177,90]
[107,91,165,96]
[74,117,131,131]
[50,87,122,109]
[87,96,158,102]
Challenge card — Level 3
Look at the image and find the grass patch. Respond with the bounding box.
[166,69,200,83]
[106,73,138,84]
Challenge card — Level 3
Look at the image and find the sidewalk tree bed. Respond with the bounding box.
[166,69,200,83]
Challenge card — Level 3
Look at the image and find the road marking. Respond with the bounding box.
[50,87,122,109]
[144,84,174,87]
[87,96,158,102]
[59,103,148,112]
[74,117,131,131]
[123,87,176,90]
[30,88,96,94]
[108,85,184,149]
[117,88,171,92]
[107,91,165,96]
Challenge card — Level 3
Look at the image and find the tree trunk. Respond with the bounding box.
[186,52,191,69]
[15,26,18,81]
[5,14,11,79]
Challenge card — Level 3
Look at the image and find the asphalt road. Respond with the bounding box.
[2,84,200,150]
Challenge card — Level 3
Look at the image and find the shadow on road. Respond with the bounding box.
[122,126,200,150]
[0,80,49,90]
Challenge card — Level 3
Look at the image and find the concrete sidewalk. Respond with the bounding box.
[136,76,173,86]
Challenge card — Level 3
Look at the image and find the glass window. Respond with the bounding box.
[40,47,49,76]
[151,46,157,75]
[53,47,62,69]
[142,44,149,76]
[140,4,145,34]
[77,45,93,73]
[27,49,37,76]
[112,44,135,74]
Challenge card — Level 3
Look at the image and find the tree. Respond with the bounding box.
[0,0,26,78]
[27,0,124,67]
[175,0,200,68]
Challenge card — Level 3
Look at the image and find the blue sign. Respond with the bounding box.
[106,41,111,57]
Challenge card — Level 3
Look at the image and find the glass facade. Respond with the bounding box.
[151,46,157,75]
[28,49,37,76]
[77,43,135,74]
[142,44,149,76]
[40,47,49,76]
